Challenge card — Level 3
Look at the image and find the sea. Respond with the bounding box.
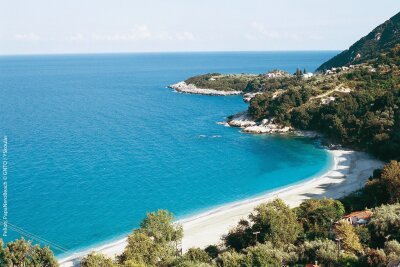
[0,51,337,257]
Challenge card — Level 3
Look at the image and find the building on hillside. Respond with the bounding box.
[265,70,289,78]
[341,210,373,226]
[321,96,336,105]
[303,72,314,79]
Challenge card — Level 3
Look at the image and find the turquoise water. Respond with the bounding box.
[0,51,336,256]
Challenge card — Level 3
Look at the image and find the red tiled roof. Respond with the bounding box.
[343,210,373,220]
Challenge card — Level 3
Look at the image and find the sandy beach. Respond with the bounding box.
[59,148,382,267]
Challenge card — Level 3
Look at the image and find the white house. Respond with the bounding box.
[303,73,313,79]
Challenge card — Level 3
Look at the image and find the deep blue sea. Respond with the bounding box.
[0,51,337,257]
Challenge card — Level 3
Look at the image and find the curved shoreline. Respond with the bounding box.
[59,148,382,267]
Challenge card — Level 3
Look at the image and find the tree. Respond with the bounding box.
[223,219,253,251]
[4,238,30,266]
[120,230,158,266]
[299,239,339,266]
[249,199,302,247]
[295,198,345,239]
[121,260,147,267]
[337,253,359,267]
[380,161,400,203]
[173,261,213,267]
[216,250,244,267]
[242,244,282,266]
[81,252,117,267]
[334,222,363,254]
[0,239,6,267]
[120,209,183,266]
[182,248,210,263]
[30,245,59,267]
[384,240,400,262]
[364,248,387,267]
[0,238,58,267]
[140,210,183,244]
[243,242,298,266]
[204,245,219,259]
[368,203,400,247]
[354,226,371,247]
[295,68,303,77]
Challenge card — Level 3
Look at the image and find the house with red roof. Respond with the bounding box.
[342,210,373,226]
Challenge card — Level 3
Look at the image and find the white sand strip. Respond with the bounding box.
[59,149,382,267]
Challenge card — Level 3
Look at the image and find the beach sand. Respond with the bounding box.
[59,149,382,267]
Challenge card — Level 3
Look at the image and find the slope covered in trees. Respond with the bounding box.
[316,11,400,71]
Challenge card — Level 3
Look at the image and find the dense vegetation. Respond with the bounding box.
[185,74,253,92]
[316,11,400,71]
[0,238,58,266]
[248,60,400,161]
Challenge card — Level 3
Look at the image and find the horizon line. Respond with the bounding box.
[0,49,342,57]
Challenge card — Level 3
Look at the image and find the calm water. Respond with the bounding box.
[0,51,337,256]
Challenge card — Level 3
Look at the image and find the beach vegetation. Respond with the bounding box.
[295,198,345,239]
[117,209,183,267]
[223,199,302,251]
[368,203,400,248]
[334,222,363,254]
[81,252,117,267]
[204,245,219,259]
[0,238,58,267]
[298,238,339,266]
[384,240,400,262]
[215,250,244,267]
[181,248,211,264]
[249,199,302,247]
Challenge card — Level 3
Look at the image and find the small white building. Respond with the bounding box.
[303,73,314,79]
[321,96,336,105]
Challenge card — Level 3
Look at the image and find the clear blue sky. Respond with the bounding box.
[1,0,399,55]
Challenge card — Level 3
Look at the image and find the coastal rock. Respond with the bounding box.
[227,112,256,127]
[226,111,292,134]
[243,124,292,134]
[169,81,242,96]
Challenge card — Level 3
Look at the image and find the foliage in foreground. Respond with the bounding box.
[0,238,58,267]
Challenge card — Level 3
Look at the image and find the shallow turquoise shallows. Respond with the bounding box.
[0,52,336,256]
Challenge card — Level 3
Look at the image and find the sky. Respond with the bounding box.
[1,0,399,55]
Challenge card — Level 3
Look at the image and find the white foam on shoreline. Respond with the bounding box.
[59,148,383,267]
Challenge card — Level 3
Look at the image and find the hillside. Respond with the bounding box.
[316,11,400,71]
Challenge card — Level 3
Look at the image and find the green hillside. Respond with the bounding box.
[317,11,400,71]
